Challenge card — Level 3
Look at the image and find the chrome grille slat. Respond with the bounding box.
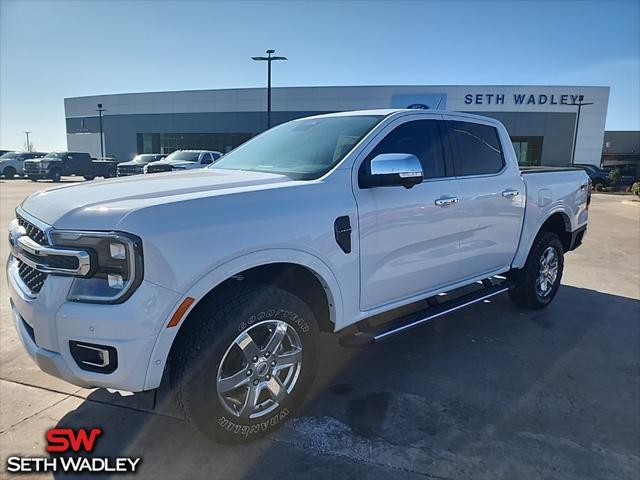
[15,213,49,294]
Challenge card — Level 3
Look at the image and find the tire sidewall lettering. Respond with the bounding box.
[238,308,309,333]
[217,408,290,437]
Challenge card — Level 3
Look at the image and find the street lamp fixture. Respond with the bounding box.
[569,95,594,166]
[96,103,107,159]
[252,49,287,129]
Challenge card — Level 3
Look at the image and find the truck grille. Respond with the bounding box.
[145,164,173,174]
[117,165,143,176]
[23,161,45,175]
[15,213,49,294]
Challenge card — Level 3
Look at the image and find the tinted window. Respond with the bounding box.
[364,120,445,178]
[450,121,504,176]
[201,153,212,163]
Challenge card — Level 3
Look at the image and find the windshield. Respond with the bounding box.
[165,151,201,162]
[44,152,64,159]
[132,154,158,164]
[0,152,18,159]
[212,115,383,179]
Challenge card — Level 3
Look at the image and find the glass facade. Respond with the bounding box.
[137,133,255,155]
[511,136,543,166]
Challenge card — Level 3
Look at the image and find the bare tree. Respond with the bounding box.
[23,139,35,152]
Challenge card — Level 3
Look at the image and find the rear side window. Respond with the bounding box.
[365,120,446,179]
[449,121,504,176]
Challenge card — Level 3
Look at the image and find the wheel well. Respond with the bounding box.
[540,213,571,252]
[176,262,333,339]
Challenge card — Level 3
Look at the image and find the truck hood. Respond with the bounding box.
[20,168,293,229]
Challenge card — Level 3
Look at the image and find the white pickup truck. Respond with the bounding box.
[7,110,590,443]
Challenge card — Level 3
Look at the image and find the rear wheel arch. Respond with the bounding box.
[538,212,572,252]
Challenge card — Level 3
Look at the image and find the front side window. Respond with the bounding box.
[363,120,446,179]
[213,115,383,180]
[44,152,64,159]
[450,121,504,176]
[0,152,18,159]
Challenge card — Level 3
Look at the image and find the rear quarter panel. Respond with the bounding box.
[512,169,590,268]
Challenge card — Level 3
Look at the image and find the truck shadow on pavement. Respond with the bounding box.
[51,285,640,480]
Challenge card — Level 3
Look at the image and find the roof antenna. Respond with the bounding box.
[435,96,443,110]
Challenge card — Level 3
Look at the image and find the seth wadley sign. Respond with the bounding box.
[464,93,586,106]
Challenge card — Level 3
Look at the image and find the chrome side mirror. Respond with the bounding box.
[360,153,424,189]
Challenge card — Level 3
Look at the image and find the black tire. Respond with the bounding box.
[50,169,62,182]
[84,175,95,181]
[509,231,564,310]
[172,283,319,444]
[593,180,604,191]
[2,166,16,179]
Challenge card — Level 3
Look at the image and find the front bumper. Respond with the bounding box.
[7,255,180,391]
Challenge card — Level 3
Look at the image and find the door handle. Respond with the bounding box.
[435,197,459,207]
[502,189,520,198]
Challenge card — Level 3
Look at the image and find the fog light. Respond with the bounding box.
[108,274,124,289]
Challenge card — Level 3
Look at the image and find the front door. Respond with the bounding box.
[354,115,462,311]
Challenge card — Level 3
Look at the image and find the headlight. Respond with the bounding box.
[39,161,50,168]
[50,231,143,304]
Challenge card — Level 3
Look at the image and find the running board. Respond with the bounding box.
[339,283,509,348]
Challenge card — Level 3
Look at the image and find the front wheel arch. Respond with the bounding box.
[143,253,342,391]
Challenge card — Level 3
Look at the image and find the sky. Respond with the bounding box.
[1,0,639,151]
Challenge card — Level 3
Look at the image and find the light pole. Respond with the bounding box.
[569,95,594,166]
[251,49,287,130]
[96,103,107,159]
[24,131,31,152]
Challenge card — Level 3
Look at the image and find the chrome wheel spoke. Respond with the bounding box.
[275,346,302,370]
[239,384,261,418]
[265,376,287,403]
[264,323,287,354]
[235,331,261,363]
[217,369,250,393]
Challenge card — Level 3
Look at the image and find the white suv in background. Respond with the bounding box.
[0,151,46,178]
[144,150,222,174]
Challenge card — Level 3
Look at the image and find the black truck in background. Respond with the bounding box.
[24,152,119,182]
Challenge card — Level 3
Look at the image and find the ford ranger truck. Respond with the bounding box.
[7,110,589,444]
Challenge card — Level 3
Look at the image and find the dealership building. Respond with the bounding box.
[65,85,610,166]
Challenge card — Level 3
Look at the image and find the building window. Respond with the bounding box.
[511,136,543,166]
[142,134,153,153]
[136,133,255,155]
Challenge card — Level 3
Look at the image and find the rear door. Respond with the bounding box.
[444,116,525,279]
[353,114,463,310]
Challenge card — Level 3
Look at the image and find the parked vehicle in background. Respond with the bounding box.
[24,152,119,182]
[117,154,167,176]
[0,151,46,178]
[574,163,608,189]
[144,150,222,174]
[7,110,591,444]
[0,149,13,156]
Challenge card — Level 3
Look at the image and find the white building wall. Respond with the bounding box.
[65,85,610,166]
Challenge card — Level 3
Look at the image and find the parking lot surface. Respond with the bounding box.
[0,178,639,479]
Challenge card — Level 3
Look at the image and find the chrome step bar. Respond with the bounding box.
[340,281,509,348]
